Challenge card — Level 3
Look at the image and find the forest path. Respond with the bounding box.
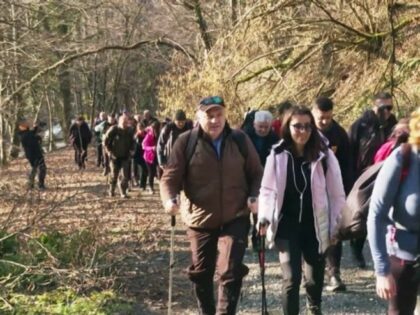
[0,147,386,314]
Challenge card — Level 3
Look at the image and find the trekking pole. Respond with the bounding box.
[259,221,269,315]
[168,215,176,315]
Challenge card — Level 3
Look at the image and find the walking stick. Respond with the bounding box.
[259,222,269,315]
[168,215,176,315]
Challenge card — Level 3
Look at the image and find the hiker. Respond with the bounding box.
[103,115,135,198]
[258,105,345,315]
[18,119,47,190]
[142,109,158,127]
[95,114,117,175]
[160,96,263,315]
[69,115,92,170]
[271,100,293,138]
[245,110,279,251]
[157,109,193,169]
[312,96,351,292]
[142,120,160,194]
[367,108,420,315]
[133,121,148,191]
[374,118,410,163]
[94,111,107,167]
[348,92,397,268]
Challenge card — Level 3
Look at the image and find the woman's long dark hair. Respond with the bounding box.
[281,105,327,161]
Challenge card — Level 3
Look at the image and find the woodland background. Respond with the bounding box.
[0,1,419,314]
[0,0,419,164]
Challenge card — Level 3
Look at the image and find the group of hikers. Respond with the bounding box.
[17,91,419,315]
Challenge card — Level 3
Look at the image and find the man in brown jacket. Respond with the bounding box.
[160,96,263,315]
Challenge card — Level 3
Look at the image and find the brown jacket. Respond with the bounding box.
[160,126,263,229]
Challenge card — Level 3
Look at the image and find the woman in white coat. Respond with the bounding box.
[258,105,345,315]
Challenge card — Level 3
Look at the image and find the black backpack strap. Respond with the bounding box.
[185,127,200,166]
[230,129,248,160]
[400,143,411,171]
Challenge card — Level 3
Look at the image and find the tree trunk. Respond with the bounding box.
[45,90,55,152]
[58,64,72,136]
[192,0,212,52]
[89,55,98,129]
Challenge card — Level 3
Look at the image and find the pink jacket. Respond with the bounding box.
[373,140,395,164]
[142,129,157,164]
[258,142,346,253]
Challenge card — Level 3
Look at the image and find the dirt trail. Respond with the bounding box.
[0,147,388,314]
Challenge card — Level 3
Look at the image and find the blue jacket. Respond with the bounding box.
[367,146,420,276]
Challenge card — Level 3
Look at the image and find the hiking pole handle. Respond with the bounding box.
[171,215,176,227]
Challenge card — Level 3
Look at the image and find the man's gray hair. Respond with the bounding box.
[254,110,273,123]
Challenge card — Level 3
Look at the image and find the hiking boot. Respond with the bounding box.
[108,188,115,197]
[352,252,367,269]
[147,188,155,195]
[120,193,129,199]
[325,275,346,292]
[38,184,46,191]
[306,306,323,315]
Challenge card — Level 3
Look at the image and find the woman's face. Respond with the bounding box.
[289,114,313,147]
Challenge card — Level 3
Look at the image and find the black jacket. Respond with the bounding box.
[19,127,43,162]
[348,110,397,183]
[246,129,279,166]
[320,120,352,194]
[157,120,193,166]
[69,122,92,149]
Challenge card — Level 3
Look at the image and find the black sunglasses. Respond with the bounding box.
[378,104,393,111]
[199,96,225,106]
[291,123,313,132]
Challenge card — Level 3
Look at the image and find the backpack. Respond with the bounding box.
[336,143,412,241]
[185,127,248,167]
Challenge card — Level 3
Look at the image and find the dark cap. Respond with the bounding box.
[198,96,225,112]
[174,109,186,121]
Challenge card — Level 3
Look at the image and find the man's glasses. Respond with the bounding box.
[291,123,313,132]
[199,96,225,106]
[378,104,393,112]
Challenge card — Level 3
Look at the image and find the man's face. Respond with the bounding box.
[254,121,271,137]
[119,117,128,129]
[175,120,186,129]
[374,98,393,121]
[312,108,333,131]
[198,107,226,140]
[99,112,107,120]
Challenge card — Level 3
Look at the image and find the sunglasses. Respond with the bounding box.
[291,123,313,132]
[199,96,225,106]
[378,104,393,111]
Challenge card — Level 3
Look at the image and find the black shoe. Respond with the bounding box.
[325,275,346,292]
[38,185,46,191]
[353,253,366,269]
[306,307,323,315]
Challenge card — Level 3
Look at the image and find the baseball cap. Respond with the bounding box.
[174,109,187,121]
[198,96,225,112]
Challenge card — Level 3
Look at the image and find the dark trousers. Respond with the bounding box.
[103,147,110,174]
[135,158,148,189]
[28,156,46,188]
[109,157,130,195]
[96,143,103,167]
[350,235,366,261]
[277,234,325,315]
[325,241,342,277]
[187,217,249,315]
[388,256,420,315]
[146,161,156,190]
[73,143,88,168]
